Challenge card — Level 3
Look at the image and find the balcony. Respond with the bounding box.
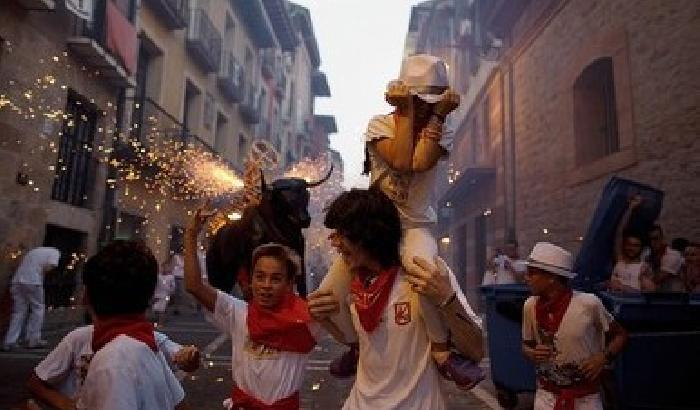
[239,84,262,124]
[218,51,244,102]
[441,166,496,204]
[261,49,276,80]
[66,0,136,88]
[274,70,287,99]
[14,0,55,10]
[186,8,222,73]
[144,0,188,30]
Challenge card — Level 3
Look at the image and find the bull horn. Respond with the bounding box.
[306,164,334,187]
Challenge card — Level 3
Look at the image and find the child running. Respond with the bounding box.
[73,241,189,409]
[184,208,336,409]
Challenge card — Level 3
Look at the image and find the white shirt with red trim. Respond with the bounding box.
[76,335,184,410]
[35,325,181,398]
[343,271,446,410]
[212,291,324,405]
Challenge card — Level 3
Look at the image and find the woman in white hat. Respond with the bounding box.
[522,242,628,410]
[314,54,484,388]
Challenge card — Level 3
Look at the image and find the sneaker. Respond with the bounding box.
[437,352,485,391]
[329,343,359,379]
[27,339,49,349]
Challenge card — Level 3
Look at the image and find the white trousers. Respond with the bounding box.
[318,227,475,344]
[4,283,45,346]
[534,389,603,410]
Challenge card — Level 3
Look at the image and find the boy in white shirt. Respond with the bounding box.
[308,188,484,410]
[184,209,338,409]
[522,242,628,409]
[26,325,199,409]
[74,241,188,410]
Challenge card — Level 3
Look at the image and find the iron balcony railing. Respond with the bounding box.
[186,8,222,72]
[218,51,244,102]
[261,48,276,79]
[239,82,262,124]
[144,0,188,29]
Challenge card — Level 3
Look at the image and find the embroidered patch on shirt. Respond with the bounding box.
[394,302,411,325]
[244,338,281,360]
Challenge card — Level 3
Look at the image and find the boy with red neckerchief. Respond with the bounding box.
[184,209,338,409]
[522,242,628,410]
[309,188,484,410]
[76,241,187,409]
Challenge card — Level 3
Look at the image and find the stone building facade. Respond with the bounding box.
[407,0,700,308]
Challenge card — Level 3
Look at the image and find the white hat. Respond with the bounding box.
[527,242,576,279]
[393,54,449,104]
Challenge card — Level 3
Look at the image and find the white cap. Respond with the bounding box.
[526,242,576,279]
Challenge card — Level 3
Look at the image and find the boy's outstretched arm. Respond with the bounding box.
[184,208,217,312]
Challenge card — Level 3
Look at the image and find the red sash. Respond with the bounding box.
[231,385,299,410]
[540,378,600,410]
[92,313,157,352]
[535,289,573,333]
[350,266,399,332]
[247,292,316,354]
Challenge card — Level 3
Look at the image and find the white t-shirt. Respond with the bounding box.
[35,325,181,398]
[76,335,184,410]
[365,114,453,225]
[343,272,445,410]
[482,256,527,285]
[12,247,60,285]
[522,292,613,387]
[212,291,323,405]
[611,261,648,291]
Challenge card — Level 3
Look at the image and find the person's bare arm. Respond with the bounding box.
[374,82,415,172]
[615,195,642,261]
[307,289,346,344]
[581,320,627,381]
[26,372,75,410]
[184,208,217,312]
[407,256,484,361]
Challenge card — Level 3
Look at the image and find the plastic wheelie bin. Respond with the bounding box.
[480,284,536,407]
[599,292,700,409]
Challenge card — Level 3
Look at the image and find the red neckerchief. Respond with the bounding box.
[247,292,316,354]
[539,377,600,410]
[92,313,157,353]
[535,289,573,334]
[231,385,299,410]
[350,266,399,333]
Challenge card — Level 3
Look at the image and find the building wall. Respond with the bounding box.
[511,0,700,254]
[0,4,119,288]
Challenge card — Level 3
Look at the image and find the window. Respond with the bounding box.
[214,112,227,154]
[183,80,201,133]
[203,92,215,130]
[238,133,247,163]
[573,57,619,166]
[52,91,98,208]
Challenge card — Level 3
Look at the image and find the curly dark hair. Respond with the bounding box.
[83,240,158,317]
[324,187,402,268]
[251,243,301,280]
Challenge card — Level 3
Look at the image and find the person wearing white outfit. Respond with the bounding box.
[26,325,199,409]
[3,246,60,350]
[522,242,628,410]
[317,54,483,386]
[309,189,484,409]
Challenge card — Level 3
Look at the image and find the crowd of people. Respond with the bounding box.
[0,53,690,409]
[482,196,700,295]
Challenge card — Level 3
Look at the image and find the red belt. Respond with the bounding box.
[539,378,599,410]
[230,385,299,410]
